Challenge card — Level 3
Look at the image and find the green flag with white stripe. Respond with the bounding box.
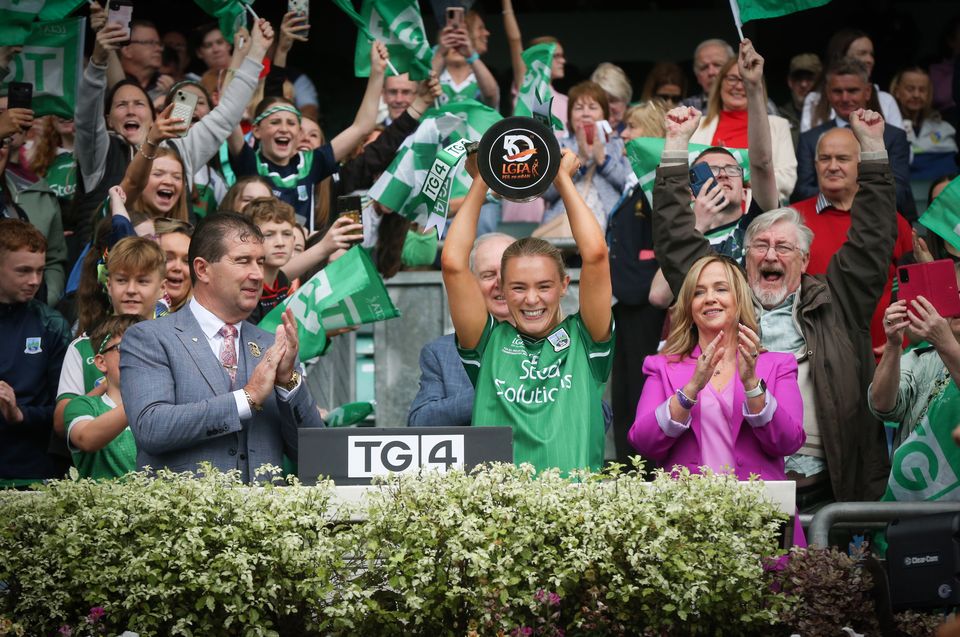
[919,175,960,253]
[369,99,502,222]
[513,42,564,130]
[625,137,751,206]
[3,17,85,119]
[259,246,400,361]
[347,0,432,80]
[0,0,86,46]
[883,381,960,502]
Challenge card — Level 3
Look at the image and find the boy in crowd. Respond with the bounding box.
[64,315,143,479]
[0,219,72,487]
[244,197,297,324]
[55,237,167,436]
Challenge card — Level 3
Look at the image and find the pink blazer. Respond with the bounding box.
[629,347,805,482]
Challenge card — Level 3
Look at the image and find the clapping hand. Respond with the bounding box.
[689,330,725,394]
[736,324,763,387]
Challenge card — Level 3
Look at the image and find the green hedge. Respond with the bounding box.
[0,463,932,636]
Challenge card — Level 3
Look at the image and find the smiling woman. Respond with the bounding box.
[630,254,806,542]
[443,149,614,476]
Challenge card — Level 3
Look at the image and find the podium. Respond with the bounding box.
[298,426,514,485]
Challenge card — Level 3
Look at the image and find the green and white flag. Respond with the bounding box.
[625,137,751,206]
[2,17,85,119]
[369,99,501,226]
[338,0,432,80]
[728,0,831,39]
[259,246,400,361]
[193,0,255,43]
[513,42,563,130]
[919,175,960,253]
[0,0,86,46]
[327,401,375,427]
[884,382,960,502]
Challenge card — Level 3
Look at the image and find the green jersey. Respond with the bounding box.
[458,313,614,475]
[56,335,102,402]
[45,151,77,202]
[436,69,480,107]
[64,394,137,480]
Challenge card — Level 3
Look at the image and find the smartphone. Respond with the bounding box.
[107,0,133,44]
[288,0,309,36]
[898,259,960,318]
[337,195,364,245]
[689,162,725,204]
[170,89,199,135]
[7,82,32,111]
[446,6,464,29]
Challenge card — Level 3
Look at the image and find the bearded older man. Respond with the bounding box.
[652,103,896,509]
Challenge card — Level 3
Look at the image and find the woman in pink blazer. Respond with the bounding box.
[629,255,805,542]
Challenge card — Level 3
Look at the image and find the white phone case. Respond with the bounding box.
[170,90,199,136]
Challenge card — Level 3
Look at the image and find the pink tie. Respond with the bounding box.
[218,324,238,385]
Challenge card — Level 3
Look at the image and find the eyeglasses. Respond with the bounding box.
[748,242,799,256]
[723,75,744,86]
[100,343,121,355]
[706,164,744,178]
[130,39,163,48]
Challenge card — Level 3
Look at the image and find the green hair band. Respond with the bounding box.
[253,104,302,126]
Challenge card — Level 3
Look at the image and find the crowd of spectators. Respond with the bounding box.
[0,1,959,542]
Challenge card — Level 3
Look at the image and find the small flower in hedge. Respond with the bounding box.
[86,607,105,623]
[547,592,560,607]
[57,626,72,637]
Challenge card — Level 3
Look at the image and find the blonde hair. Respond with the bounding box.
[661,255,759,360]
[590,62,633,104]
[107,236,166,280]
[624,101,667,138]
[703,58,768,126]
[500,237,567,329]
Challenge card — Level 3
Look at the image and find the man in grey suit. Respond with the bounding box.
[121,213,324,481]
[407,233,515,426]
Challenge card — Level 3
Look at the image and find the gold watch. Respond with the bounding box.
[276,370,301,391]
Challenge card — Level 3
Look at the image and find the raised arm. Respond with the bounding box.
[827,108,896,329]
[330,41,387,162]
[556,150,612,341]
[76,21,129,192]
[739,39,778,212]
[440,153,490,350]
[653,106,714,296]
[452,26,500,108]
[502,0,526,95]
[173,20,270,175]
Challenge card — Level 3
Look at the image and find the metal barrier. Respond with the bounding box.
[807,501,960,547]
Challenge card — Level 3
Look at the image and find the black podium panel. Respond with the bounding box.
[887,512,960,610]
[298,426,514,485]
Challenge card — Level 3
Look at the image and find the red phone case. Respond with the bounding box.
[898,259,960,318]
[584,122,595,145]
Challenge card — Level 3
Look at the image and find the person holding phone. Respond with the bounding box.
[537,81,629,236]
[430,9,499,109]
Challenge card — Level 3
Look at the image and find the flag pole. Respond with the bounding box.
[727,0,745,41]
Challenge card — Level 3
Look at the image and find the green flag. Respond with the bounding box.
[259,247,400,361]
[0,0,85,46]
[883,381,960,502]
[193,0,251,43]
[2,18,85,119]
[730,0,831,26]
[625,137,751,207]
[346,0,432,80]
[369,99,502,222]
[513,42,564,130]
[919,176,960,253]
[327,401,375,427]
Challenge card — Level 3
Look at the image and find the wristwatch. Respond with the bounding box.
[744,379,767,399]
[276,370,301,391]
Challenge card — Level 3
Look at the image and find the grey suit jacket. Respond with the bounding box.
[120,308,324,482]
[407,334,474,427]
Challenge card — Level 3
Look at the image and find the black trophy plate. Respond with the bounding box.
[477,116,560,202]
